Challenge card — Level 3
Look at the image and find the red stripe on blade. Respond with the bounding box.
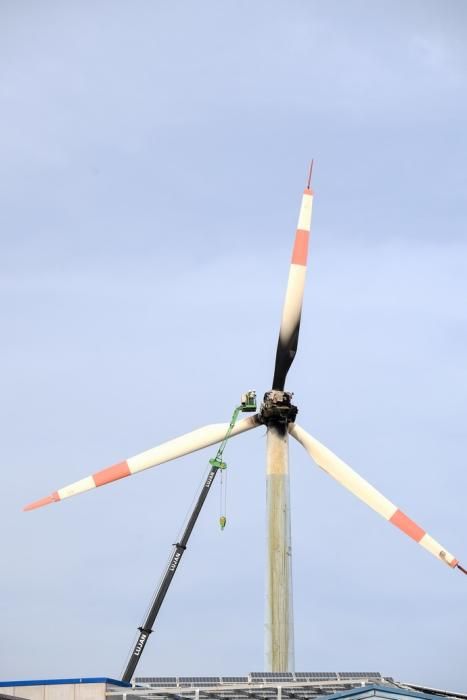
[390,509,425,542]
[23,491,60,511]
[291,229,309,266]
[93,461,131,487]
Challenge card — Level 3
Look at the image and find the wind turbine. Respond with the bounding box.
[24,165,466,675]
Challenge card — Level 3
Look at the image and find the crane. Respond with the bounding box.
[121,391,257,683]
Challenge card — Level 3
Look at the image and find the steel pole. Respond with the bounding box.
[265,424,294,672]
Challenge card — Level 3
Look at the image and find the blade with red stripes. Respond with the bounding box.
[289,422,465,572]
[272,163,314,391]
[24,414,261,511]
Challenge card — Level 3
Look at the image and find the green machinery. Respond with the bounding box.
[209,391,257,529]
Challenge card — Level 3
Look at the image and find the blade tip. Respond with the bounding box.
[23,493,57,511]
[306,159,314,190]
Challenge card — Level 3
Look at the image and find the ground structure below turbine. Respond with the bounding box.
[118,674,467,700]
[2,674,466,700]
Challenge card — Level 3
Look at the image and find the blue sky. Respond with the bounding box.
[1,0,467,691]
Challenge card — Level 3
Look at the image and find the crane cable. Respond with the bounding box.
[209,393,257,530]
[219,466,228,530]
[210,404,242,531]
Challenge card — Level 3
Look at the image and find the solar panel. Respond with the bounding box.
[250,673,293,683]
[338,673,381,680]
[312,674,337,679]
[294,674,338,682]
[195,683,218,687]
[222,678,249,683]
[135,677,177,684]
[176,678,220,687]
[267,674,293,679]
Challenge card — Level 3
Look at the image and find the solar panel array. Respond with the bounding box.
[135,672,382,689]
[120,673,405,700]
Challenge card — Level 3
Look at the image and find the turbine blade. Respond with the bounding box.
[24,414,261,511]
[289,422,464,572]
[272,165,314,390]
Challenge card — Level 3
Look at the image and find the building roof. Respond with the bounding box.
[105,673,467,700]
[2,674,464,700]
[0,678,130,688]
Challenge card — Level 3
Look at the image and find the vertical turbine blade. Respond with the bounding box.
[272,163,314,390]
[289,422,464,572]
[24,414,261,511]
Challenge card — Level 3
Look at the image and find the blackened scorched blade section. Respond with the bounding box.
[272,322,301,391]
[272,186,313,390]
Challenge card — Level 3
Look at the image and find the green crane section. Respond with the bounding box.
[209,391,257,529]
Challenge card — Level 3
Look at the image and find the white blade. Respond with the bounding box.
[289,422,463,571]
[24,414,261,511]
[272,173,314,391]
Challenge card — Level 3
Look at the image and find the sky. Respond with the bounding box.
[1,0,467,691]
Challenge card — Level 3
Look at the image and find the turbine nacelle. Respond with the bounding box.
[260,390,298,428]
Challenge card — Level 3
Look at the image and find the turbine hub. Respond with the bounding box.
[260,390,298,427]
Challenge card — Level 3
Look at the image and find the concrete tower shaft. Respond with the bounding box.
[262,391,297,672]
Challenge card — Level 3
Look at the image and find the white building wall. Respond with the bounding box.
[0,684,107,700]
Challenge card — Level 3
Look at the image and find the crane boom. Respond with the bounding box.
[121,461,219,683]
[121,392,257,683]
